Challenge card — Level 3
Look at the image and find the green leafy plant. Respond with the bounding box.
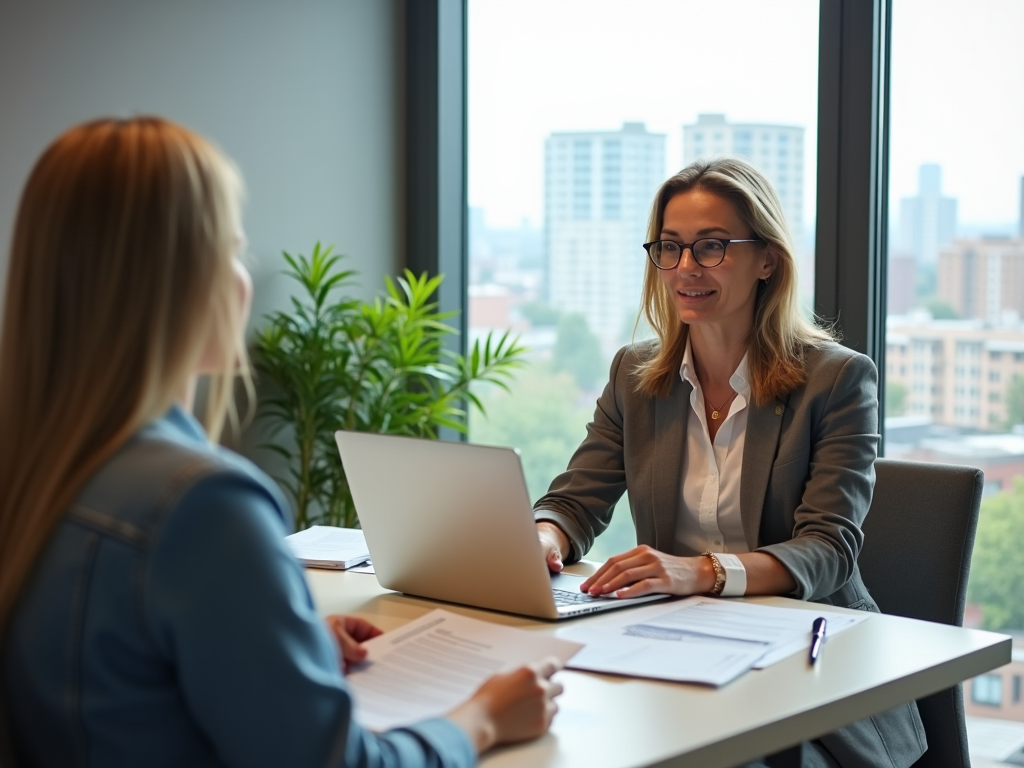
[254,243,526,530]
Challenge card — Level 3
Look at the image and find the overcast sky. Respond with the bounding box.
[468,0,1024,231]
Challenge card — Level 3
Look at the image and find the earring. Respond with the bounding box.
[761,276,771,287]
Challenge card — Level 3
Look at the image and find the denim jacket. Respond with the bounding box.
[3,406,474,768]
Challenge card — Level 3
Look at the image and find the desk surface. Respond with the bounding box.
[305,565,1010,768]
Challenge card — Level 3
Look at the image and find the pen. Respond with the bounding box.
[809,617,827,665]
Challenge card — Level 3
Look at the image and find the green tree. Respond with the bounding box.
[551,313,606,391]
[470,367,591,502]
[1004,374,1024,430]
[967,477,1024,631]
[518,301,561,327]
[923,297,959,320]
[885,381,908,417]
[469,367,638,563]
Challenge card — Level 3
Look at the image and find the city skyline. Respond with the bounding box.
[468,0,1024,230]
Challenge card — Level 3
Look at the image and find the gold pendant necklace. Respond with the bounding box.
[707,391,737,421]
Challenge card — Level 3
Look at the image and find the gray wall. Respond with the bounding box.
[0,0,405,325]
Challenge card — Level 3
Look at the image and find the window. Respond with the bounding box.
[972,674,1003,707]
[468,0,819,562]
[883,0,1024,755]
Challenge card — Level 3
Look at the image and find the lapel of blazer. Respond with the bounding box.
[740,393,788,550]
[653,377,691,552]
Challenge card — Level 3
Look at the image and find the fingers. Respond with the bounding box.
[581,547,656,594]
[610,577,659,599]
[536,524,566,573]
[327,615,380,672]
[342,615,383,643]
[531,656,563,681]
[462,657,567,749]
[546,551,564,573]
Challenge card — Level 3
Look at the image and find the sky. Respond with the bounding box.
[468,0,1024,231]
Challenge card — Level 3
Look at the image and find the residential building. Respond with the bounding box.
[682,114,805,256]
[938,237,1024,322]
[886,314,1024,431]
[545,122,665,349]
[898,163,957,266]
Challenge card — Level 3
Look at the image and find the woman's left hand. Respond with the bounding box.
[326,614,383,672]
[580,545,713,598]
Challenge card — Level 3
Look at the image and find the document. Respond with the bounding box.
[346,609,582,732]
[284,525,371,569]
[557,597,869,686]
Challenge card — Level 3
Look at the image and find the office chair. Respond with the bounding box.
[858,458,984,768]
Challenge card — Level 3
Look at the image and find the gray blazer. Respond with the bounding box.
[535,340,927,768]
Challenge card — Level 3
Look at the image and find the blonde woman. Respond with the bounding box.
[533,158,925,768]
[0,117,561,768]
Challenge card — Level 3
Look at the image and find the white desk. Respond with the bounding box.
[305,565,1010,768]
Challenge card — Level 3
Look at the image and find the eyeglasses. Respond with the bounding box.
[643,238,766,269]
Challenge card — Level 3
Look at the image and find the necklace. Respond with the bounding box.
[707,390,737,421]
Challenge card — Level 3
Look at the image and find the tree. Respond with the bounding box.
[1004,374,1024,430]
[551,313,606,391]
[470,366,638,562]
[967,476,1024,631]
[470,368,592,503]
[517,301,561,327]
[922,298,959,320]
[885,381,908,417]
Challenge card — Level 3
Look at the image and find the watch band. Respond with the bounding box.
[716,552,747,597]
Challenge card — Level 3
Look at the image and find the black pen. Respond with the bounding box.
[809,617,827,665]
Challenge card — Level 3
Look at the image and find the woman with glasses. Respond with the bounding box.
[532,157,925,768]
[0,117,563,768]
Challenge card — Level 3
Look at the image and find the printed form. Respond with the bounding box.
[558,597,868,687]
[346,609,582,731]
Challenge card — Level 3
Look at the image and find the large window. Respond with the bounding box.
[883,0,1024,753]
[467,0,819,562]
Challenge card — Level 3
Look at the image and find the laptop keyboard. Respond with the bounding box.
[552,588,606,606]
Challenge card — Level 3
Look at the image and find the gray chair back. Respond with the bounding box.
[858,458,984,768]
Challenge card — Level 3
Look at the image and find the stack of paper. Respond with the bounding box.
[285,525,371,570]
[557,597,868,687]
[346,609,583,731]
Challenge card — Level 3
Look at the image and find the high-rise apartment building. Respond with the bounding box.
[938,237,1024,322]
[898,164,957,266]
[545,123,666,349]
[681,114,805,251]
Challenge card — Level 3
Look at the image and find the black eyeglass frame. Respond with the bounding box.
[642,238,767,269]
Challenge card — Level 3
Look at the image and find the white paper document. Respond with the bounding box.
[285,525,371,569]
[558,597,869,687]
[347,609,583,731]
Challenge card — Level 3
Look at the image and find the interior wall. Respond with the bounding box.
[0,0,405,464]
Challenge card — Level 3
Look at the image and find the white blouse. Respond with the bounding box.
[674,340,751,595]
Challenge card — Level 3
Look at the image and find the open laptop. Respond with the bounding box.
[335,430,670,620]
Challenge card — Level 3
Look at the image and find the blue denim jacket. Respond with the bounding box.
[3,407,475,768]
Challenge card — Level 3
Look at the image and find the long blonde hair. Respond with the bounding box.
[0,117,250,636]
[634,157,832,403]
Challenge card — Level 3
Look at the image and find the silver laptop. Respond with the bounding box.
[334,430,670,620]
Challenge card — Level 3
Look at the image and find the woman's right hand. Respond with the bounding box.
[536,522,569,573]
[447,658,564,753]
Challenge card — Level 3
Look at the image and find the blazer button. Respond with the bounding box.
[775,405,783,416]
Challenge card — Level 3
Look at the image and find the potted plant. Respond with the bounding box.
[253,243,526,530]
